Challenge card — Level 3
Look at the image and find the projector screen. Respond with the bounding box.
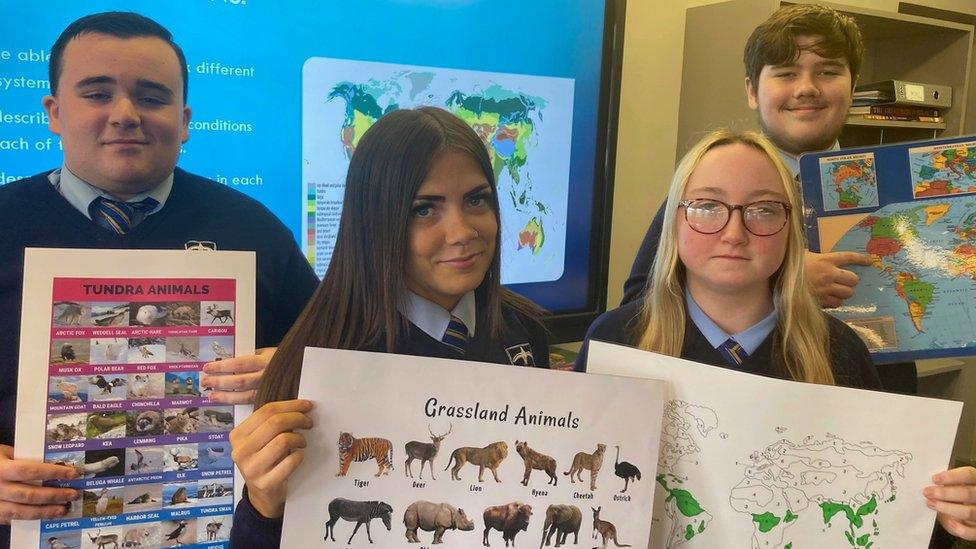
[0,1,622,339]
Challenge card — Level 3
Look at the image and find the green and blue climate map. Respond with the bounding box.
[301,58,574,283]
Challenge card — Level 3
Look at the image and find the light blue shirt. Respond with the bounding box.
[685,290,777,357]
[397,290,477,342]
[50,166,170,223]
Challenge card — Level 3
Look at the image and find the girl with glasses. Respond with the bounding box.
[576,129,875,385]
[229,107,550,547]
[576,129,976,541]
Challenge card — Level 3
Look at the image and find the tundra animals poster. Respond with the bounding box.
[14,249,256,549]
[280,348,666,548]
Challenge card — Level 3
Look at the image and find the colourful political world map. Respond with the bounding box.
[823,197,976,359]
[818,153,879,211]
[301,57,574,283]
[909,140,976,199]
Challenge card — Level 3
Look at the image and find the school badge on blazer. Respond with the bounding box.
[184,240,217,251]
[505,344,535,366]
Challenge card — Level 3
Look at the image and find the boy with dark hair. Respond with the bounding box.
[623,4,871,310]
[47,11,190,103]
[0,12,318,548]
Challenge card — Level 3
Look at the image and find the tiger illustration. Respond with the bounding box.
[336,432,394,477]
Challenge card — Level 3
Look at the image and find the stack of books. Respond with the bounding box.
[848,105,943,123]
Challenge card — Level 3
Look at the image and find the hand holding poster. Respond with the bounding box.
[13,248,255,549]
[278,348,666,548]
[587,340,962,549]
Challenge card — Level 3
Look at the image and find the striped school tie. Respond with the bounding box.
[91,196,159,234]
[441,315,469,354]
[719,338,748,367]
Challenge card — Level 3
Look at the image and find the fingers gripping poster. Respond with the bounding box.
[14,249,256,549]
[279,348,666,548]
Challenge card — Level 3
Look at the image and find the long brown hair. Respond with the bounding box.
[256,107,543,405]
[635,130,834,385]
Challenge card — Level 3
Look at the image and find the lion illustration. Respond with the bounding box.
[564,443,606,491]
[515,440,558,486]
[444,441,508,482]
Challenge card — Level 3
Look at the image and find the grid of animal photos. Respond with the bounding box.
[41,279,236,548]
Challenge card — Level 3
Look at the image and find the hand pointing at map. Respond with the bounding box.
[804,251,874,308]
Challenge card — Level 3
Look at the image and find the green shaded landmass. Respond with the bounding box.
[869,206,924,241]
[820,496,880,548]
[751,512,781,533]
[784,510,798,523]
[838,188,862,207]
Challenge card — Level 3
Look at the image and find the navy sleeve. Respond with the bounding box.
[529,318,552,370]
[231,487,283,549]
[255,232,319,349]
[826,315,883,390]
[621,202,666,306]
[575,302,640,372]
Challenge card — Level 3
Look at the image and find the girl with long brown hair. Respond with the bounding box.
[229,107,548,546]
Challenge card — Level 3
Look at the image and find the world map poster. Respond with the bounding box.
[800,136,976,363]
[301,57,575,284]
[587,341,962,549]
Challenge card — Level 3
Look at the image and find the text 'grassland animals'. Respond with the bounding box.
[324,498,393,544]
[516,440,558,486]
[403,500,475,544]
[591,506,630,548]
[483,502,532,547]
[613,445,641,493]
[445,441,508,482]
[565,443,606,491]
[337,432,394,477]
[541,504,581,548]
[404,423,452,480]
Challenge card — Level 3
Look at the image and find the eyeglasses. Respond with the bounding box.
[678,198,791,236]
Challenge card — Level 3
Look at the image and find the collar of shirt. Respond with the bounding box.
[397,290,477,342]
[50,165,171,220]
[684,289,778,356]
[773,140,841,181]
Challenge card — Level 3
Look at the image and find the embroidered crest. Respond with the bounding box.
[505,344,535,367]
[184,240,217,251]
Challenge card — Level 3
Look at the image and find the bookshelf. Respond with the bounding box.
[675,0,974,159]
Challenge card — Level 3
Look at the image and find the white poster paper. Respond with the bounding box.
[587,340,963,549]
[13,248,256,549]
[280,347,666,548]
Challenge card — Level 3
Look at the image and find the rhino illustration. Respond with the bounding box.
[403,500,474,544]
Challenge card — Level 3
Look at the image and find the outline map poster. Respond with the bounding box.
[587,341,962,549]
[302,57,575,284]
[800,135,976,363]
[13,249,256,549]
[279,348,664,548]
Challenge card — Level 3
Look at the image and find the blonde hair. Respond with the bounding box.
[635,129,835,385]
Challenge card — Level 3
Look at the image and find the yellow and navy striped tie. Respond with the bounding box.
[719,338,747,367]
[441,315,468,354]
[91,196,159,234]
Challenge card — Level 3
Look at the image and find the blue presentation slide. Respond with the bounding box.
[0,1,609,313]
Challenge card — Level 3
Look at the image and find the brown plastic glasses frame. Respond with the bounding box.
[677,198,792,236]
